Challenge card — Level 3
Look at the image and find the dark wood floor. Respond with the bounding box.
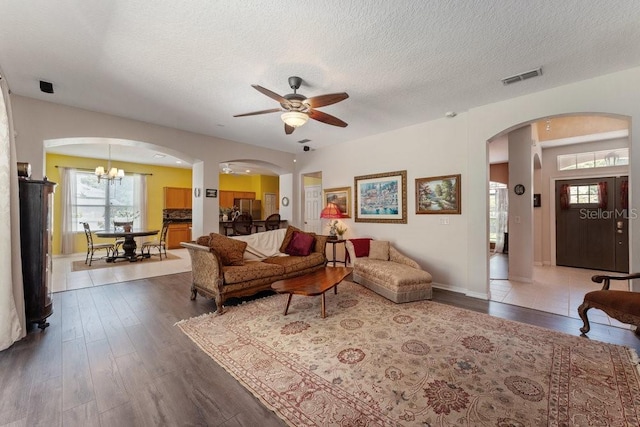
[1,272,638,426]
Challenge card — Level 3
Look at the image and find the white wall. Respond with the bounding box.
[10,96,296,237]
[295,113,471,294]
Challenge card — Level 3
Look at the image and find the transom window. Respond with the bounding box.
[557,148,628,171]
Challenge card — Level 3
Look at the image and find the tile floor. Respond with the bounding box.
[51,250,629,330]
[51,248,191,293]
[490,253,631,330]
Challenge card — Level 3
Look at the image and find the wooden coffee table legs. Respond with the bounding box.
[272,267,352,319]
[282,285,338,318]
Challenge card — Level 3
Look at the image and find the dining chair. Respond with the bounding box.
[112,220,133,255]
[82,222,115,266]
[141,221,170,260]
[264,213,281,231]
[231,213,254,235]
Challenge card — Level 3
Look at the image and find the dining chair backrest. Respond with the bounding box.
[160,221,171,241]
[264,213,281,231]
[82,222,94,244]
[232,213,253,235]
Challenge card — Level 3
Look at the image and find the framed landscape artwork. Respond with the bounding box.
[415,174,461,214]
[323,186,351,218]
[354,170,407,223]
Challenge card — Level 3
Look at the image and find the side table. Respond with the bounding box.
[326,239,347,267]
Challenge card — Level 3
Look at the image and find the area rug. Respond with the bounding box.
[177,281,640,426]
[71,252,180,271]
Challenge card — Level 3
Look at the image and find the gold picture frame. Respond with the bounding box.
[323,186,351,218]
[354,170,407,223]
[415,174,461,214]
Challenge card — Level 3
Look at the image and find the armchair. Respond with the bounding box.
[577,273,640,335]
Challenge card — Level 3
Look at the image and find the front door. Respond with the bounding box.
[556,176,629,272]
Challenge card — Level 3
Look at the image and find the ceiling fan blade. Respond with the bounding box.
[308,109,348,127]
[305,92,349,108]
[252,85,288,104]
[233,108,282,117]
[285,123,295,135]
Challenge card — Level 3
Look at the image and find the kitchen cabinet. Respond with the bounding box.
[167,223,191,249]
[219,191,255,208]
[164,187,192,209]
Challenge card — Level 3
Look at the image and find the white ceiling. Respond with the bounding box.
[3,1,640,163]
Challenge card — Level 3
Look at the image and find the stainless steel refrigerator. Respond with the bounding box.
[234,198,262,220]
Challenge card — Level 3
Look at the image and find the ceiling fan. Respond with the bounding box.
[220,163,248,175]
[233,76,349,135]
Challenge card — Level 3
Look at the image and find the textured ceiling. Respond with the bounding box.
[2,0,640,158]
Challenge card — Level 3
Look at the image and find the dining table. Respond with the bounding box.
[95,228,159,262]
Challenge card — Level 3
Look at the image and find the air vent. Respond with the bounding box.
[501,67,543,85]
[297,138,311,144]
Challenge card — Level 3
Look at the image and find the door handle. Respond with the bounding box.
[616,220,624,234]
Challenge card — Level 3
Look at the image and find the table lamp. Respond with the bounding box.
[320,202,343,240]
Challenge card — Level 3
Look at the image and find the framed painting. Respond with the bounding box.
[354,170,407,223]
[415,174,461,214]
[323,186,351,218]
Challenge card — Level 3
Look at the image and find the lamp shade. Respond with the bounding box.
[281,111,309,128]
[320,202,343,219]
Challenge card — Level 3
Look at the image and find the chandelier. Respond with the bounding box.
[95,144,125,184]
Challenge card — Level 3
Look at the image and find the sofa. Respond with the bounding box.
[181,226,327,314]
[345,238,432,303]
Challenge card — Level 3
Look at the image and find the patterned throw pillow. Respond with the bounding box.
[285,231,316,256]
[369,240,390,261]
[207,233,247,266]
[349,238,372,257]
[196,235,211,246]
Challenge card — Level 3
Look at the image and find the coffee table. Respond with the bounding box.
[271,267,352,318]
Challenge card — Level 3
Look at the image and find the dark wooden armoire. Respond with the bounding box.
[18,178,56,330]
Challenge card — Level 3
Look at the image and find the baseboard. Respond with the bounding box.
[534,262,543,266]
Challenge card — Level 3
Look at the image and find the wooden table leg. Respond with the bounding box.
[321,292,326,318]
[283,294,292,315]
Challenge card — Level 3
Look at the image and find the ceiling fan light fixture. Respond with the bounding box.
[281,111,309,128]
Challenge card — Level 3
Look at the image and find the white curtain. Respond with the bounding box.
[60,167,77,254]
[0,75,26,351]
[493,187,509,254]
[133,174,147,245]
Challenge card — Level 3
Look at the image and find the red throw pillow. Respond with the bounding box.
[285,231,315,256]
[350,238,372,257]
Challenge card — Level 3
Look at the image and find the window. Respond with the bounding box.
[72,171,141,231]
[557,148,628,171]
[489,181,507,243]
[569,184,600,205]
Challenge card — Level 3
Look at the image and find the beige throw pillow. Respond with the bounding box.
[369,240,390,261]
[208,233,247,266]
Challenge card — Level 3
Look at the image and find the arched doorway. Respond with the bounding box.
[487,114,630,315]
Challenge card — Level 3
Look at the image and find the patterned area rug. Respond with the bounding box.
[177,281,640,426]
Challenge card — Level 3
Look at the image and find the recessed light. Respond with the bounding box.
[245,169,251,173]
[176,160,182,164]
[153,153,166,158]
[445,111,457,118]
